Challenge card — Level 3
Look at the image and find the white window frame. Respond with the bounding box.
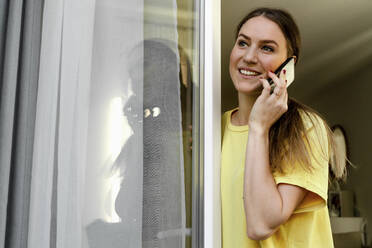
[200,0,221,247]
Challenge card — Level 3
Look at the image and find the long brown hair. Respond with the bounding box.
[237,8,346,180]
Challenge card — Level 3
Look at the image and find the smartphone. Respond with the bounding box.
[268,56,295,92]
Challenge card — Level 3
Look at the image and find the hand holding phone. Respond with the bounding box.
[268,56,295,93]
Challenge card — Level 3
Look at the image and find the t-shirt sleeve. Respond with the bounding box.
[273,113,330,213]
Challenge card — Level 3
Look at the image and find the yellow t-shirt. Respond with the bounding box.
[221,108,334,248]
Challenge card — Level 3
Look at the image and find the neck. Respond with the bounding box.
[236,92,258,125]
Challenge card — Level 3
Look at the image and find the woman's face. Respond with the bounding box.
[229,16,288,95]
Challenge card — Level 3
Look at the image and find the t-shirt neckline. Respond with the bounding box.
[227,108,249,132]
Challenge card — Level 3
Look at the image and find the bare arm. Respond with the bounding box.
[243,128,306,240]
[243,71,307,240]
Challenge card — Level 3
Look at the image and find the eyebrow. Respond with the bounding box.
[238,34,279,46]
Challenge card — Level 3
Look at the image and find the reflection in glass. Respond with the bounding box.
[82,0,198,247]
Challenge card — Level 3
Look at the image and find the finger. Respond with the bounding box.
[273,86,284,98]
[278,90,288,113]
[282,71,288,101]
[273,84,288,102]
[283,91,289,112]
[280,88,288,103]
[260,78,271,97]
[281,70,288,89]
[279,71,288,103]
[267,70,281,86]
[267,71,282,96]
[280,68,287,80]
[280,80,288,100]
[268,71,286,96]
[282,69,289,88]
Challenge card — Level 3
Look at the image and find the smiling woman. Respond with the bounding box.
[229,15,288,96]
[221,7,346,248]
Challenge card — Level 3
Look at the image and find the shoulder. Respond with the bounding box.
[221,108,237,138]
[222,108,236,123]
[222,110,230,125]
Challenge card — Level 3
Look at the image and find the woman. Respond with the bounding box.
[221,8,345,247]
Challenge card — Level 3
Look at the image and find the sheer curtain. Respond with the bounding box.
[26,0,186,248]
[28,0,96,247]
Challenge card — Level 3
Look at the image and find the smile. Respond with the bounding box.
[239,69,261,76]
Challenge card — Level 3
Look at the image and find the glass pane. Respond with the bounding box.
[82,0,200,247]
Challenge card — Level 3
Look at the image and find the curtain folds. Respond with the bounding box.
[27,1,63,246]
[0,0,43,247]
[28,0,96,247]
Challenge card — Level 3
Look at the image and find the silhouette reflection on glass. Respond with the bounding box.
[86,39,189,248]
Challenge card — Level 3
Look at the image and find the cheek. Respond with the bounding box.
[229,51,237,73]
[261,57,283,72]
[229,46,242,63]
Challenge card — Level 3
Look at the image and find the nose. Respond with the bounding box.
[243,47,258,64]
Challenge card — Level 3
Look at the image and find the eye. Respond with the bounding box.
[262,45,274,52]
[237,40,248,47]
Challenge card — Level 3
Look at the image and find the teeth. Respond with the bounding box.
[240,69,259,76]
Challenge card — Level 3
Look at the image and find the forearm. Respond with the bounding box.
[243,127,285,239]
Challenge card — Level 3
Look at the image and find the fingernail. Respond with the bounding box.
[285,80,288,83]
[283,69,286,74]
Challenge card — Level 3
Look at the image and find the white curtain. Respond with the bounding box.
[28,0,96,247]
[27,0,186,247]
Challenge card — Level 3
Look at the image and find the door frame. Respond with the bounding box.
[200,0,221,247]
